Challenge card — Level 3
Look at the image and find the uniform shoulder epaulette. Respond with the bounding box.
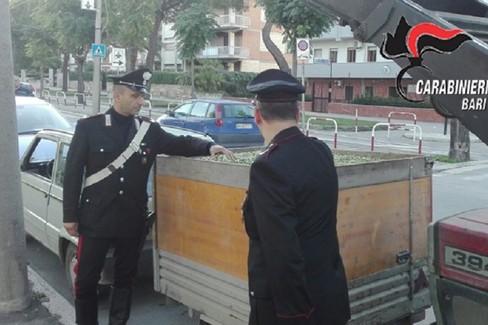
[81,113,104,121]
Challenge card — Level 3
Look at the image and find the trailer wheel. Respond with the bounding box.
[64,243,78,293]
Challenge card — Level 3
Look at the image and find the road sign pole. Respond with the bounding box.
[92,0,102,115]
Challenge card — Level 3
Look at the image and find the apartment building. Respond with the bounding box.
[160,0,293,72]
[305,24,417,111]
[159,3,415,109]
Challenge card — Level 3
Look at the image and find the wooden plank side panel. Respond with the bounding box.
[338,177,431,280]
[156,175,249,280]
[156,174,431,282]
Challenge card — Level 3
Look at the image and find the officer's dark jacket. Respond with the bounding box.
[242,126,351,324]
[63,107,213,238]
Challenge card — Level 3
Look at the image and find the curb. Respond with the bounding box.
[28,266,74,325]
[432,159,488,173]
[403,132,483,143]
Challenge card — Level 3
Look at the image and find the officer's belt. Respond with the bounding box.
[84,120,151,188]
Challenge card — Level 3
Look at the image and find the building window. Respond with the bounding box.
[389,86,398,98]
[329,49,338,63]
[365,86,373,97]
[347,48,356,62]
[367,47,377,62]
[314,49,323,59]
[345,86,353,102]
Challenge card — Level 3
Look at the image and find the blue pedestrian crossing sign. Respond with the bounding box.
[92,44,106,58]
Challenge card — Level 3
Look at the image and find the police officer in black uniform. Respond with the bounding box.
[242,69,351,325]
[63,68,234,325]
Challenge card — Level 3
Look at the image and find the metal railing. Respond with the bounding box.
[197,46,250,59]
[216,14,250,29]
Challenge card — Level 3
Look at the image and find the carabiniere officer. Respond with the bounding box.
[63,68,235,325]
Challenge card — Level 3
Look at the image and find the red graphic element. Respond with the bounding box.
[407,23,465,57]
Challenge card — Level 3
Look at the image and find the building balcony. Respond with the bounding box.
[215,14,250,30]
[197,46,250,60]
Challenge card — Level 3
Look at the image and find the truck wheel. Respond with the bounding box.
[65,243,78,293]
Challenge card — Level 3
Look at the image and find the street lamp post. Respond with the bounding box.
[92,0,102,115]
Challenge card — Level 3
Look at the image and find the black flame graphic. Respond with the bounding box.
[380,17,472,101]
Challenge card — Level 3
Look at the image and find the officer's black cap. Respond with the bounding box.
[110,68,152,94]
[247,69,305,102]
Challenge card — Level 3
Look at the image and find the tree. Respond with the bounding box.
[104,0,158,71]
[256,0,336,74]
[30,0,95,93]
[145,0,245,73]
[172,3,219,98]
[9,0,35,74]
[195,59,225,93]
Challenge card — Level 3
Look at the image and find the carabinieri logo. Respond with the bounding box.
[380,17,472,102]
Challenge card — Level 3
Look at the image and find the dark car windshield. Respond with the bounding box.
[17,103,72,133]
[223,104,254,118]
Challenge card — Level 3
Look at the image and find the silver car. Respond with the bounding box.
[16,96,72,158]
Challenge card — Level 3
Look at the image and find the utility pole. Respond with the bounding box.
[0,0,30,313]
[91,0,102,115]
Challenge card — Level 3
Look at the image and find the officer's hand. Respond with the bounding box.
[64,222,79,237]
[210,144,236,161]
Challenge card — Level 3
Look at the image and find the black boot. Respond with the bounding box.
[108,286,132,325]
[75,298,98,325]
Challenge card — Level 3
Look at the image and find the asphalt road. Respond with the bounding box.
[28,100,488,324]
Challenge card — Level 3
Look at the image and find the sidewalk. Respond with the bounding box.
[0,267,72,325]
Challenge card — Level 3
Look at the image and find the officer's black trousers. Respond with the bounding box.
[74,235,140,324]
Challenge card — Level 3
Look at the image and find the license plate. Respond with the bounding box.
[236,123,252,129]
[445,245,488,278]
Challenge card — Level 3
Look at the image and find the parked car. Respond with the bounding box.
[15,81,36,97]
[156,99,264,148]
[20,125,213,291]
[16,96,72,158]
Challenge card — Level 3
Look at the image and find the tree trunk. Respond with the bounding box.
[146,10,164,93]
[190,58,196,98]
[38,65,44,94]
[62,53,69,91]
[129,47,138,71]
[76,57,85,95]
[448,119,470,162]
[262,21,291,74]
[146,10,163,71]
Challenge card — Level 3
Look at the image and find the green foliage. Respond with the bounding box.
[256,0,336,48]
[194,60,225,92]
[151,71,188,85]
[104,0,158,58]
[221,71,257,97]
[433,155,460,163]
[172,3,219,60]
[352,96,434,108]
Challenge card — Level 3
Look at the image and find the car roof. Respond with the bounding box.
[15,96,49,105]
[36,129,74,141]
[36,125,210,141]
